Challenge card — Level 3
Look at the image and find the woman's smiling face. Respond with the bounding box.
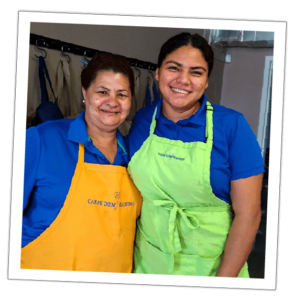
[156,45,209,115]
[82,71,132,133]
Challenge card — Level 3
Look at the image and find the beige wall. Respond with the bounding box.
[220,47,273,135]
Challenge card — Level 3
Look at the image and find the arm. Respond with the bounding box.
[23,127,41,211]
[216,173,263,277]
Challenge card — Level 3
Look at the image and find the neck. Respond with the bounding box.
[87,128,118,156]
[85,114,117,143]
[85,117,118,164]
[162,100,201,123]
[87,126,117,144]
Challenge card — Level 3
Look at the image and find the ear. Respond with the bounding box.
[155,68,159,81]
[205,79,209,90]
[82,87,86,100]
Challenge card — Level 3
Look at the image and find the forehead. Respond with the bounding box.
[93,71,130,85]
[164,45,208,68]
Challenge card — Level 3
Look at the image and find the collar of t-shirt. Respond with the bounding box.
[67,111,128,157]
[155,94,207,127]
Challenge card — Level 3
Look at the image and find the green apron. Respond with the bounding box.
[128,102,249,277]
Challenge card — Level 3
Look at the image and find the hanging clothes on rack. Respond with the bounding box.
[35,57,64,124]
[152,79,160,106]
[56,60,73,118]
[144,72,160,107]
[120,68,140,136]
[127,68,140,121]
[118,119,132,137]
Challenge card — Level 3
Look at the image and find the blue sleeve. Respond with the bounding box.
[127,106,153,159]
[23,127,41,211]
[229,114,264,180]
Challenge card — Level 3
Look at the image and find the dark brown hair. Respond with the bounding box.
[81,52,134,95]
[158,32,214,77]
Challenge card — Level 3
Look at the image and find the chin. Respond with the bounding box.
[167,99,189,108]
[104,120,125,128]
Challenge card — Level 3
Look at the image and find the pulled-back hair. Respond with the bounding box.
[81,52,134,95]
[158,32,214,77]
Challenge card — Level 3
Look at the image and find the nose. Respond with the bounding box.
[176,70,190,85]
[106,94,119,107]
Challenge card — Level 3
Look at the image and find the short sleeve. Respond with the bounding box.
[229,114,265,180]
[127,105,154,159]
[23,126,41,211]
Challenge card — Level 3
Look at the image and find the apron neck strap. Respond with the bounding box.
[78,144,85,164]
[149,100,214,142]
[205,101,213,142]
[149,107,158,135]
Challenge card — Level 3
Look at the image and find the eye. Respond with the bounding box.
[98,90,107,95]
[118,93,128,98]
[168,66,178,71]
[192,71,202,75]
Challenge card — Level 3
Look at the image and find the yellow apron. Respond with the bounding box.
[21,143,142,272]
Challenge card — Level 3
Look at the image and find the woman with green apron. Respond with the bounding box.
[127,32,264,277]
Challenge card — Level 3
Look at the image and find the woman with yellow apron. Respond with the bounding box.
[21,53,142,272]
[127,32,264,277]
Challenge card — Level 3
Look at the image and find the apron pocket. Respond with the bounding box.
[133,229,174,275]
[174,251,223,276]
[132,229,246,277]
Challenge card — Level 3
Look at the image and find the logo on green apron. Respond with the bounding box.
[158,152,185,161]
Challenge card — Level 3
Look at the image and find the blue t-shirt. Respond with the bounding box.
[22,111,129,248]
[127,95,264,204]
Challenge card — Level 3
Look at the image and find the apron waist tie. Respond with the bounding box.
[152,200,231,254]
[153,200,199,253]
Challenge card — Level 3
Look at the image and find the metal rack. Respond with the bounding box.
[30,33,158,71]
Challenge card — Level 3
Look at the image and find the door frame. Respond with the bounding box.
[257,55,273,161]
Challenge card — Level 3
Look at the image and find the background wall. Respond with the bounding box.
[28,22,273,139]
[220,47,273,136]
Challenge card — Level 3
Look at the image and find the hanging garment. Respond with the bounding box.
[56,60,73,118]
[127,102,249,277]
[144,73,159,107]
[152,80,160,106]
[145,73,154,106]
[127,68,140,121]
[118,120,132,137]
[21,144,142,272]
[35,57,64,124]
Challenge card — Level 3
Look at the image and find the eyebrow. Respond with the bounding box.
[165,60,207,72]
[98,86,128,93]
[98,85,110,91]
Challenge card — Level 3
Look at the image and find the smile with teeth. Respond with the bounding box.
[171,87,190,94]
[100,109,119,114]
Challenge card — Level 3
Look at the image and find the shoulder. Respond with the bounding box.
[129,104,156,136]
[211,104,251,140]
[133,104,155,126]
[212,104,244,122]
[26,118,75,153]
[127,105,155,158]
[32,118,73,136]
[211,105,264,179]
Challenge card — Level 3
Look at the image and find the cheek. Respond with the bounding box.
[158,77,169,90]
[121,99,132,113]
[128,99,132,108]
[192,79,208,90]
[87,95,102,107]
